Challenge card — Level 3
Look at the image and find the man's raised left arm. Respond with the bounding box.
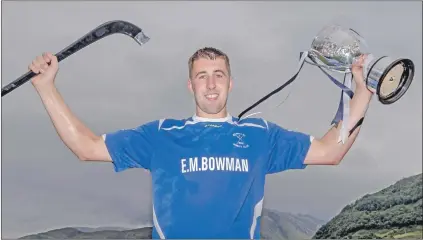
[304,55,373,165]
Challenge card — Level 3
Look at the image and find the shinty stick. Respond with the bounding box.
[1,20,150,97]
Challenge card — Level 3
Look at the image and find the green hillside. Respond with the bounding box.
[19,208,324,239]
[313,173,422,239]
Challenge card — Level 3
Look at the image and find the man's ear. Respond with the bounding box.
[229,77,233,92]
[187,78,194,94]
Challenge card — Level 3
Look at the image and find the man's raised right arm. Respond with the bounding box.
[29,52,111,162]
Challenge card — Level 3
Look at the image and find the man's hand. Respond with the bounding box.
[28,52,59,91]
[303,54,373,165]
[352,54,373,94]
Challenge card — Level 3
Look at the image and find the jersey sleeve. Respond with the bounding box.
[266,121,313,174]
[102,120,159,172]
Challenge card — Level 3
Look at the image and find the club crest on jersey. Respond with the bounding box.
[233,133,249,148]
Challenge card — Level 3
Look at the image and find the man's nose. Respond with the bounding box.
[206,77,216,89]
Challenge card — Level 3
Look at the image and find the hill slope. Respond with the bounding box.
[19,227,152,239]
[260,209,326,239]
[313,173,422,239]
[19,208,325,239]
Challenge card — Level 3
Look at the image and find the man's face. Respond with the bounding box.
[188,57,233,117]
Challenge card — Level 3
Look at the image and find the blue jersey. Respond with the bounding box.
[102,114,313,239]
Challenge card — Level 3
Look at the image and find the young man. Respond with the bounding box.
[29,47,372,239]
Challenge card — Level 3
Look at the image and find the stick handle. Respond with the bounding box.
[1,20,146,98]
[1,71,37,97]
[1,51,70,97]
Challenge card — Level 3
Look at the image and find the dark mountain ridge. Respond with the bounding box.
[313,173,422,239]
[19,174,421,239]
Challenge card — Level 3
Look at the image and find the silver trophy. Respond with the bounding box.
[307,24,415,104]
[237,23,416,143]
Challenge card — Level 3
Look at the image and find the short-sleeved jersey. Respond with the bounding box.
[102,114,313,239]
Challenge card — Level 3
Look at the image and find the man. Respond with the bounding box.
[28,47,372,239]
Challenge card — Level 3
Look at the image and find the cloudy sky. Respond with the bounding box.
[1,1,421,238]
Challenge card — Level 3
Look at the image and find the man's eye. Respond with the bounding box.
[199,75,206,79]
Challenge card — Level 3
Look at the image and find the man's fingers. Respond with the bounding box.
[36,55,45,65]
[42,52,51,63]
[40,63,49,72]
[34,56,46,72]
[28,53,58,77]
[41,54,50,71]
[353,55,365,67]
[28,63,33,72]
[49,53,58,67]
[30,60,41,73]
[359,54,368,64]
[46,52,54,59]
[29,62,40,74]
[42,52,57,67]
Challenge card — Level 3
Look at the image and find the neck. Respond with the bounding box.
[195,107,228,119]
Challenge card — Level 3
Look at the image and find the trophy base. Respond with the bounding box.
[366,57,415,105]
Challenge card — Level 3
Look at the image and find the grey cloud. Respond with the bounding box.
[2,1,421,238]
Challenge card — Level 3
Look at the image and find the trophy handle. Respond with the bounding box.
[348,27,370,50]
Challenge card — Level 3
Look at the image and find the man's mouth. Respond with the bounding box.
[205,93,219,100]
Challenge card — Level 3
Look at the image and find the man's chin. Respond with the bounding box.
[198,105,223,115]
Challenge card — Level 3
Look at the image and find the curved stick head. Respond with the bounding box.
[134,31,150,45]
[105,20,150,46]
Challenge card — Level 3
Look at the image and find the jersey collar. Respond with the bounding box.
[192,113,234,123]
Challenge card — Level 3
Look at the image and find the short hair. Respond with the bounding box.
[188,47,231,78]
